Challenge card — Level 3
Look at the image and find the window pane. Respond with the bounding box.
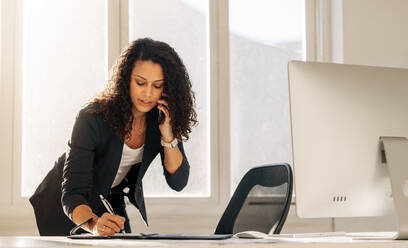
[22,0,106,196]
[229,0,305,193]
[129,0,210,197]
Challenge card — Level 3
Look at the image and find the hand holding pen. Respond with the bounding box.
[97,194,126,235]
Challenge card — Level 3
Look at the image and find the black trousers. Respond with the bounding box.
[106,183,132,233]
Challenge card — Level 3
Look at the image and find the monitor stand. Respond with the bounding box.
[380,136,408,240]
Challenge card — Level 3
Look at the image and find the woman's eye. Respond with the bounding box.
[154,85,163,89]
[136,81,144,86]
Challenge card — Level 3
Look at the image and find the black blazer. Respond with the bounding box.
[29,104,190,236]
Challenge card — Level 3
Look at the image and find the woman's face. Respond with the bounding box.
[129,60,164,116]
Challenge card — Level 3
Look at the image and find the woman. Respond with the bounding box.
[29,38,197,236]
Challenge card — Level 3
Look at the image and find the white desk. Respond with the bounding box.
[0,236,407,248]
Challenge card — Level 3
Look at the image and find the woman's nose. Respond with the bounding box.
[143,85,153,97]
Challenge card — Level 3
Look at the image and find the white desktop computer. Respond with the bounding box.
[288,61,408,239]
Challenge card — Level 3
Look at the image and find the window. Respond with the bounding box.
[17,0,305,203]
[20,0,211,198]
[21,0,106,196]
[229,0,305,193]
[0,0,324,234]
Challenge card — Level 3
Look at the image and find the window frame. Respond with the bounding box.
[0,0,322,230]
[0,0,16,211]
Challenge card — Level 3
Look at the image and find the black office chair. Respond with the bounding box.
[214,163,293,235]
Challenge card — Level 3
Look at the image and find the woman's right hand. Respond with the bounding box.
[92,213,125,236]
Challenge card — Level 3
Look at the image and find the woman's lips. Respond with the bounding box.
[138,99,153,106]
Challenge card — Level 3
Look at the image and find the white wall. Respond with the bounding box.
[342,0,408,68]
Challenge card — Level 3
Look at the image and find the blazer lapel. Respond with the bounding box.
[104,134,124,194]
[132,107,161,227]
[138,108,161,182]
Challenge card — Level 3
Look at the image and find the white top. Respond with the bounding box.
[111,143,144,188]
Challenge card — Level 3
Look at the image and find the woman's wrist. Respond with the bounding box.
[87,215,99,234]
[161,135,174,143]
[72,204,98,233]
[161,137,179,149]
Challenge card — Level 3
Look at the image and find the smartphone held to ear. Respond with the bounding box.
[158,109,165,123]
[158,94,168,123]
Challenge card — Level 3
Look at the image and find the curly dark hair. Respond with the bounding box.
[88,38,197,141]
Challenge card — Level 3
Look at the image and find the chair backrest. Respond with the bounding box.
[214,163,293,235]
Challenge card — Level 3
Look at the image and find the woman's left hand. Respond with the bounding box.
[157,94,174,142]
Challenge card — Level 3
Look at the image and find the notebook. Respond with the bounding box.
[68,233,232,240]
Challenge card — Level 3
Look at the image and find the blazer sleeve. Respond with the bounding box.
[160,141,190,192]
[61,108,101,220]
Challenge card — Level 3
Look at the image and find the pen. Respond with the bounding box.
[69,217,93,236]
[99,194,125,234]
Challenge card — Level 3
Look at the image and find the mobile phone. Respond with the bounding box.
[158,94,168,124]
[158,109,164,123]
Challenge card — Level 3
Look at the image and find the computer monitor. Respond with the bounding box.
[288,61,408,219]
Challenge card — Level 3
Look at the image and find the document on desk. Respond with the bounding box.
[68,233,232,240]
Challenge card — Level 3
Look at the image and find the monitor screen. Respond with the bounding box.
[288,61,408,218]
